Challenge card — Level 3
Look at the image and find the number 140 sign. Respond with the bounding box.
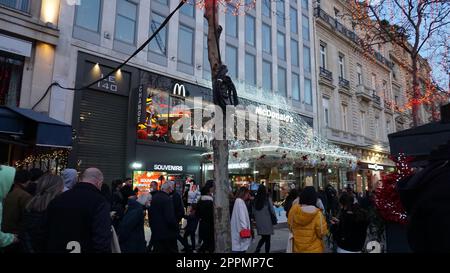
[97,74,118,92]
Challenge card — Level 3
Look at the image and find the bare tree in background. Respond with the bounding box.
[347,0,450,127]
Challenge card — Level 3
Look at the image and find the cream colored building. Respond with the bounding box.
[0,0,60,115]
[313,0,402,192]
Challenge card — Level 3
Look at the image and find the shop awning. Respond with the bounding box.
[0,106,72,148]
[388,121,450,159]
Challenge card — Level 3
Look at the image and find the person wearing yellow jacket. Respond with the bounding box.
[0,165,18,249]
[288,186,328,253]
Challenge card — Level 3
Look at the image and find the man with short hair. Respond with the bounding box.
[149,181,178,253]
[45,168,112,253]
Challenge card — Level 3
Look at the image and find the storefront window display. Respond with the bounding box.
[133,170,194,196]
[0,53,23,107]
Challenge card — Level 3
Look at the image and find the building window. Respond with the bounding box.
[262,61,272,93]
[178,25,194,65]
[382,80,388,98]
[375,117,380,139]
[277,67,287,97]
[303,46,311,73]
[360,111,366,135]
[226,45,238,79]
[276,0,285,27]
[302,15,310,41]
[371,73,377,90]
[154,0,168,5]
[277,32,286,60]
[291,39,299,67]
[341,105,348,131]
[115,0,138,45]
[338,54,345,78]
[322,97,330,127]
[203,34,211,80]
[75,0,101,32]
[304,78,312,105]
[357,64,363,85]
[292,73,300,101]
[386,120,391,134]
[0,54,23,107]
[245,53,256,87]
[245,15,256,46]
[262,0,271,18]
[302,0,308,10]
[320,43,327,69]
[262,23,272,53]
[226,11,238,37]
[180,2,195,17]
[149,12,168,56]
[290,7,298,34]
[0,0,30,12]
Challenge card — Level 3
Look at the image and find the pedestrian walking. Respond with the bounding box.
[0,165,18,251]
[22,174,64,253]
[252,185,276,253]
[183,204,199,252]
[187,184,201,208]
[2,169,32,253]
[196,180,215,253]
[287,186,328,253]
[330,192,369,253]
[111,179,125,229]
[118,195,146,253]
[149,182,178,253]
[45,168,112,253]
[231,187,252,253]
[169,180,191,252]
[25,168,44,196]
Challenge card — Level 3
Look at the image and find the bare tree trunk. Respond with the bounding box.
[204,0,231,253]
[411,58,420,127]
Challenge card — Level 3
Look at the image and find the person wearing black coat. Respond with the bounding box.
[44,168,112,253]
[118,197,146,253]
[149,182,178,253]
[397,159,450,252]
[330,192,369,253]
[196,180,215,253]
[170,184,190,252]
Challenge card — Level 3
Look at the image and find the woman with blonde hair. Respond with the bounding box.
[21,174,64,253]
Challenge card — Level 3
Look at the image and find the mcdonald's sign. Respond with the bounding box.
[172,83,187,97]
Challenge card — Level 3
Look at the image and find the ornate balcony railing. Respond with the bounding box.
[339,76,350,89]
[320,67,333,81]
[315,7,393,68]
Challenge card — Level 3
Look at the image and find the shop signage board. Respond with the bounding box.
[0,34,32,57]
[368,164,384,171]
[255,106,294,123]
[85,62,131,95]
[204,162,250,170]
[153,164,184,171]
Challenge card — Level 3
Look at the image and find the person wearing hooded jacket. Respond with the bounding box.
[118,195,146,253]
[288,186,328,253]
[0,165,19,250]
[61,169,78,192]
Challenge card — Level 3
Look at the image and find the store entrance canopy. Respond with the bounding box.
[0,106,72,148]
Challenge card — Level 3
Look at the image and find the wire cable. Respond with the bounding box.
[32,0,186,110]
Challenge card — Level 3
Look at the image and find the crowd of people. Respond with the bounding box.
[0,163,375,254]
